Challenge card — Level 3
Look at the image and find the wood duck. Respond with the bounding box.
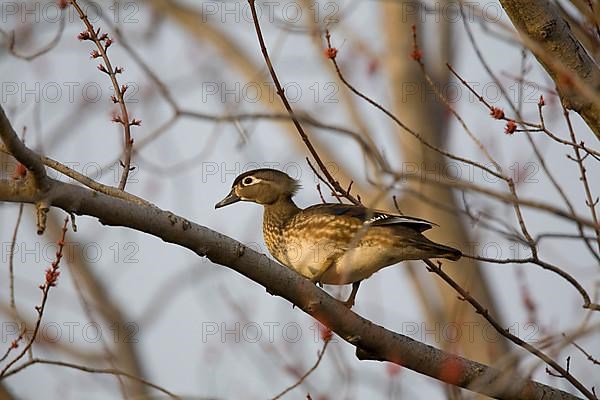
[215,168,461,307]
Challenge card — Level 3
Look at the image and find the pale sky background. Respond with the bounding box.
[1,0,599,398]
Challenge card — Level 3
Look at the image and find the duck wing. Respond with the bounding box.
[301,203,436,233]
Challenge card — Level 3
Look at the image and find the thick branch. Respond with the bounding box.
[0,176,582,400]
[499,0,600,139]
[0,107,48,190]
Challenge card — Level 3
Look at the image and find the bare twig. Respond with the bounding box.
[247,0,360,205]
[1,358,180,399]
[306,158,342,203]
[409,25,503,174]
[8,204,24,315]
[271,332,332,399]
[0,217,69,377]
[2,12,66,61]
[562,107,600,253]
[461,253,600,311]
[176,109,387,170]
[423,259,596,400]
[323,31,503,181]
[562,334,600,366]
[40,152,153,207]
[70,0,138,190]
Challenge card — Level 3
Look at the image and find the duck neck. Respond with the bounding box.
[263,196,300,232]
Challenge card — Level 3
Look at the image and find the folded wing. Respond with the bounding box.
[302,204,436,233]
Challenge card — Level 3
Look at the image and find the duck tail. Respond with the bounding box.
[415,239,462,261]
[436,244,462,261]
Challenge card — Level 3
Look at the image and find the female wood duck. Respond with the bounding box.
[215,168,461,307]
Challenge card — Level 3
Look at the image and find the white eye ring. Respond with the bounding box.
[242,176,258,186]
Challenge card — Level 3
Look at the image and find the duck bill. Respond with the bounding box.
[215,190,240,209]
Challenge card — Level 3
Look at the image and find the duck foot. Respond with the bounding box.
[341,281,361,309]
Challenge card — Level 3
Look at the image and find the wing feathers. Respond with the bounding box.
[303,204,436,232]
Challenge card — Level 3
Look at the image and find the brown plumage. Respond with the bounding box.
[216,169,461,305]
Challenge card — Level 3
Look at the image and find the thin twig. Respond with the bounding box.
[562,107,600,253]
[393,170,599,228]
[323,30,503,181]
[247,0,359,205]
[271,334,332,399]
[424,260,597,400]
[41,152,153,207]
[2,12,66,61]
[409,25,503,174]
[0,358,180,399]
[70,0,138,190]
[8,125,27,314]
[562,334,600,366]
[460,253,600,311]
[177,109,387,170]
[0,217,69,377]
[306,158,342,203]
[8,203,24,314]
[65,242,128,396]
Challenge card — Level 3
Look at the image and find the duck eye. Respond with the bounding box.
[243,177,254,185]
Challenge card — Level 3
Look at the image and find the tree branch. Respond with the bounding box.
[0,107,48,191]
[0,174,583,400]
